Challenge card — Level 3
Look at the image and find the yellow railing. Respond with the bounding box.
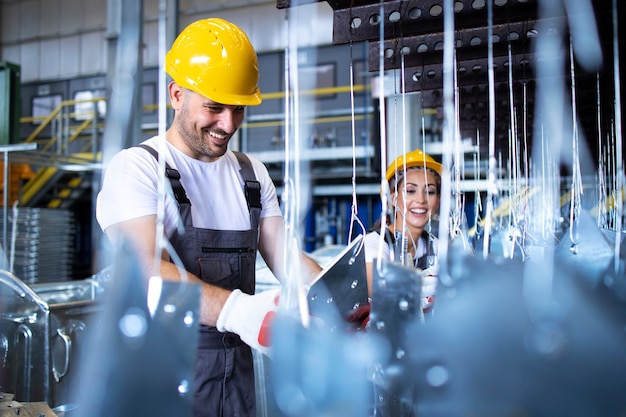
[17,83,374,160]
[19,97,106,155]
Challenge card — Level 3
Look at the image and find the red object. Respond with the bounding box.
[258,311,276,347]
[347,304,371,331]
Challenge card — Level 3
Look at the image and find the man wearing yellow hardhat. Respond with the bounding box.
[96,18,321,417]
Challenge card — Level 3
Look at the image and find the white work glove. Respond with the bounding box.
[420,265,439,313]
[216,288,280,356]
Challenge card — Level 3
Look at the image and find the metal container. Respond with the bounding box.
[0,269,107,408]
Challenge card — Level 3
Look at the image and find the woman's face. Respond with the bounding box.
[392,168,440,232]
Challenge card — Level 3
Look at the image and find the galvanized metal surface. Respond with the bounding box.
[0,270,104,408]
[307,234,369,328]
[70,243,200,417]
[0,208,76,284]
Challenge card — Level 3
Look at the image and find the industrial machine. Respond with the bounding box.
[0,268,109,408]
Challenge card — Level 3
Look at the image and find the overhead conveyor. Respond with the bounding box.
[277,0,622,161]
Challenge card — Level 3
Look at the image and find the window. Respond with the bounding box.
[31,94,62,125]
[300,63,336,98]
[73,90,107,121]
[142,82,156,115]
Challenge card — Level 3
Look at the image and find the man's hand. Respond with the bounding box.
[216,288,280,356]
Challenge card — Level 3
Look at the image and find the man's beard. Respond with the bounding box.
[177,99,227,159]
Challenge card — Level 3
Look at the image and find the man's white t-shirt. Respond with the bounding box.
[96,135,282,237]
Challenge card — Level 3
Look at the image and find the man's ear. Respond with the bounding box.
[168,81,184,110]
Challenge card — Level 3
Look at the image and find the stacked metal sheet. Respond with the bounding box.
[0,207,75,283]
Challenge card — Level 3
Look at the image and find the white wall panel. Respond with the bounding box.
[39,38,62,80]
[40,0,63,37]
[1,0,335,83]
[143,20,159,68]
[178,2,333,53]
[80,31,105,74]
[19,41,40,80]
[60,0,85,33]
[144,0,161,18]
[84,0,107,29]
[1,44,20,67]
[246,6,288,52]
[249,3,333,52]
[19,1,40,41]
[59,34,81,78]
[0,2,20,43]
[179,0,238,11]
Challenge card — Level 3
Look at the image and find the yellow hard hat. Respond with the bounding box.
[385,149,444,183]
[165,18,262,106]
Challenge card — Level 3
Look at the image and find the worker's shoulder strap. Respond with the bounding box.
[136,144,190,204]
[136,145,261,212]
[233,151,262,211]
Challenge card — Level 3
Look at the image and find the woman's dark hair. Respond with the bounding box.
[389,166,441,193]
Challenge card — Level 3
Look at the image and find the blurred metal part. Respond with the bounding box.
[410,253,626,417]
[556,210,614,288]
[269,314,370,417]
[599,230,626,307]
[71,241,200,417]
[0,270,103,407]
[307,234,368,329]
[369,259,422,415]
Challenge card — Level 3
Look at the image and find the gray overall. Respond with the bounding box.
[139,145,262,417]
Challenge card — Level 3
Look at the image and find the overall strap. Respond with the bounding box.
[138,145,260,221]
[414,231,431,269]
[233,151,262,229]
[136,144,190,205]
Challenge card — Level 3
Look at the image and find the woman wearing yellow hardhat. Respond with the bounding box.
[364,149,444,311]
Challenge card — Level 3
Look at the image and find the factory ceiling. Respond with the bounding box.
[278,0,625,171]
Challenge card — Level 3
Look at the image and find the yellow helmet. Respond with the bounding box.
[165,18,262,106]
[385,149,444,183]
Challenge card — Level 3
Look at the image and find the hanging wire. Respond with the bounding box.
[437,0,455,283]
[283,6,305,326]
[611,0,623,272]
[482,0,497,260]
[398,41,411,266]
[148,0,189,312]
[153,0,168,279]
[596,73,606,227]
[521,78,530,252]
[282,3,316,327]
[346,39,367,256]
[9,202,18,274]
[418,77,439,262]
[473,130,483,238]
[506,41,520,258]
[451,49,463,242]
[376,0,391,275]
[568,35,583,252]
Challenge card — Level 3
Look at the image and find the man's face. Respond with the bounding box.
[173,85,246,162]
